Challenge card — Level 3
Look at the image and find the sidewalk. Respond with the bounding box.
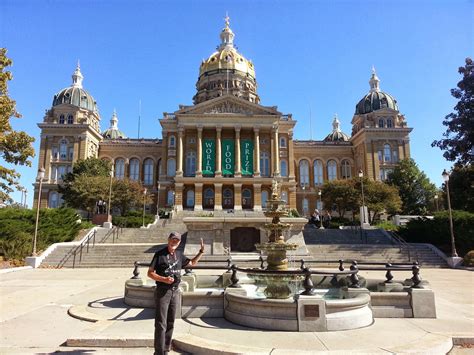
[1,267,473,354]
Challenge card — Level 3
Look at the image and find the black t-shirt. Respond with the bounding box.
[150,247,190,288]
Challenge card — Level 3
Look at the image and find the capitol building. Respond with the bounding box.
[33,18,412,216]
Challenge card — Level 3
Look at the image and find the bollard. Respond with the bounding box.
[385,263,394,283]
[338,259,344,271]
[300,259,306,270]
[349,261,360,288]
[411,263,422,288]
[226,258,232,273]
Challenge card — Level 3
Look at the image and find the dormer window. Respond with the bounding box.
[169,135,176,148]
[67,114,74,124]
[378,118,384,128]
[387,118,393,128]
[59,115,65,124]
[279,137,287,148]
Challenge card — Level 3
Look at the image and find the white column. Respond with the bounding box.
[254,127,260,177]
[216,126,222,176]
[273,125,280,177]
[196,125,203,177]
[235,125,241,177]
[177,127,184,176]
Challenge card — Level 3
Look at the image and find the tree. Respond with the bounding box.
[445,164,474,212]
[0,48,35,203]
[432,58,474,165]
[363,180,402,223]
[111,178,144,215]
[321,180,358,217]
[387,158,437,215]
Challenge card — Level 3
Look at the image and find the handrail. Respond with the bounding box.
[53,229,97,268]
[99,225,122,243]
[130,258,423,294]
[390,231,418,262]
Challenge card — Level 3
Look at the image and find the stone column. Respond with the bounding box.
[288,185,297,210]
[196,125,203,177]
[254,127,261,177]
[214,183,223,211]
[194,183,203,211]
[235,125,241,177]
[288,130,295,180]
[216,126,222,176]
[176,126,184,177]
[234,183,242,210]
[253,183,262,211]
[160,131,168,180]
[175,183,183,212]
[272,125,280,177]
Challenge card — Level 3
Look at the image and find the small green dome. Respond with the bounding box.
[102,110,127,139]
[355,91,398,115]
[324,115,350,142]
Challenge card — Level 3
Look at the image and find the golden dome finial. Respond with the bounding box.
[224,12,230,28]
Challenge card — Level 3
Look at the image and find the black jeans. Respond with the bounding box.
[154,286,179,355]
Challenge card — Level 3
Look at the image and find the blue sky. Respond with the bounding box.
[1,0,472,207]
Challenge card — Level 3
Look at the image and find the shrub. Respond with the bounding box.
[398,210,474,257]
[374,220,400,231]
[288,209,300,218]
[328,217,352,229]
[464,250,474,267]
[112,211,155,228]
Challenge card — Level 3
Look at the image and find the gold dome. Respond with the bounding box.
[199,49,255,79]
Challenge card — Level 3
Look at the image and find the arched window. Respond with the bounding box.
[242,188,252,209]
[380,98,388,108]
[59,114,65,124]
[67,114,74,124]
[327,160,337,181]
[143,159,154,185]
[279,137,287,148]
[167,190,175,206]
[167,158,176,177]
[115,159,125,179]
[59,139,68,160]
[384,144,391,162]
[261,190,269,208]
[313,160,324,185]
[49,191,58,208]
[392,149,398,163]
[280,160,288,177]
[341,160,351,179]
[281,191,288,204]
[129,158,140,181]
[223,188,233,209]
[299,159,310,186]
[260,152,270,177]
[168,135,176,148]
[387,118,393,128]
[302,198,309,216]
[186,190,195,207]
[185,151,196,176]
[58,165,67,181]
[378,118,384,128]
[204,188,214,208]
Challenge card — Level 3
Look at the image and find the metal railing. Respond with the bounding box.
[390,231,418,262]
[53,229,97,268]
[99,225,123,243]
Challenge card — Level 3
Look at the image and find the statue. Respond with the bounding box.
[271,179,279,198]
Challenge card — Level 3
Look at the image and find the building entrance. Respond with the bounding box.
[230,227,260,252]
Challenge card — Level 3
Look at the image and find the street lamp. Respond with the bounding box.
[358,169,367,226]
[318,190,324,229]
[156,182,161,217]
[142,188,147,228]
[24,189,27,208]
[107,165,114,221]
[33,167,45,256]
[301,183,307,216]
[434,194,439,212]
[442,169,458,257]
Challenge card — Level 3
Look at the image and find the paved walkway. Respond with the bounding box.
[0,267,473,354]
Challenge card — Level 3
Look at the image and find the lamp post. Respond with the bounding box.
[318,190,324,229]
[107,165,114,222]
[156,182,161,217]
[142,188,147,228]
[32,168,45,256]
[23,189,27,208]
[434,194,439,212]
[442,169,458,258]
[301,183,306,216]
[358,169,367,227]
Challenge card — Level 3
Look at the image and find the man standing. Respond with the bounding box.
[148,232,204,354]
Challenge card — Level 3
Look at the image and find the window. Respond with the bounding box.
[299,159,310,186]
[169,135,176,147]
[186,190,195,207]
[242,188,252,208]
[68,147,74,160]
[302,198,309,216]
[314,160,323,185]
[380,98,388,108]
[49,192,59,208]
[167,190,175,206]
[379,168,393,181]
[59,115,65,124]
[52,147,58,161]
[59,139,68,160]
[185,151,196,176]
[115,159,125,179]
[378,118,384,128]
[129,159,140,181]
[167,158,176,177]
[378,150,383,162]
[143,159,154,185]
[327,160,337,181]
[50,166,57,181]
[281,191,288,204]
[223,188,233,208]
[204,188,214,208]
[260,152,270,177]
[392,150,398,163]
[188,137,196,144]
[67,114,74,124]
[58,165,67,181]
[280,160,288,177]
[341,160,351,179]
[384,144,391,162]
[387,118,393,128]
[279,137,287,148]
[261,190,269,208]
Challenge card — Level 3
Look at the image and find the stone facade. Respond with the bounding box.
[34,19,412,216]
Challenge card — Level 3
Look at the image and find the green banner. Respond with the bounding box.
[222,139,235,175]
[241,139,254,175]
[202,139,215,175]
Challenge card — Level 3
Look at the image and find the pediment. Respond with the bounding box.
[176,95,280,116]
